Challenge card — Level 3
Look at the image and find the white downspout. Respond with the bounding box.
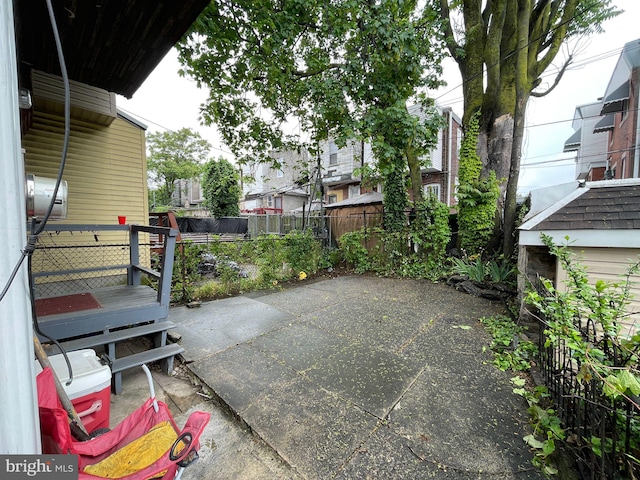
[446,109,453,205]
[634,79,640,178]
[0,0,41,453]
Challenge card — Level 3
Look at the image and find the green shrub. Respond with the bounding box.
[526,235,640,475]
[338,229,374,274]
[480,315,537,372]
[283,230,321,275]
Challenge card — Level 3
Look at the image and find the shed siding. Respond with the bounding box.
[556,247,640,335]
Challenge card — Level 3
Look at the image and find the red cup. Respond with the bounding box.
[118,216,126,225]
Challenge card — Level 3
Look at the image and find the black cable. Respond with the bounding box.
[28,0,75,385]
[36,0,70,235]
[28,232,72,386]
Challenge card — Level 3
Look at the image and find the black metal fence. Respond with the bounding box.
[536,314,640,479]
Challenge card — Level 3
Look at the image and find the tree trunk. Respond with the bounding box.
[438,0,612,257]
[503,0,531,258]
[407,147,424,205]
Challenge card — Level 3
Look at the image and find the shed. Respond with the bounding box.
[324,192,384,242]
[518,179,640,334]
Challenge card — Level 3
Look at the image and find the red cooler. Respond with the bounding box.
[36,349,111,433]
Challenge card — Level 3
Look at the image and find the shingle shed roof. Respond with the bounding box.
[535,184,640,230]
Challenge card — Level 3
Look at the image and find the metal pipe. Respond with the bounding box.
[446,109,453,206]
[634,74,640,178]
[0,0,41,453]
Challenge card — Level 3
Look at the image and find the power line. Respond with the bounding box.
[117,106,235,157]
[434,0,618,103]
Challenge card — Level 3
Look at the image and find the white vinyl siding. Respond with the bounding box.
[556,247,640,336]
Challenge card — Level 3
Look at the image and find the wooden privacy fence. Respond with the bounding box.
[326,205,384,243]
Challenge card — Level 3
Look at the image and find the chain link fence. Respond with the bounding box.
[31,229,139,298]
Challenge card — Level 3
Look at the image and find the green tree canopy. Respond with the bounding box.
[147,128,211,206]
[202,157,242,217]
[434,0,620,256]
[177,0,446,212]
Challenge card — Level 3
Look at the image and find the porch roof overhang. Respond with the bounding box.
[593,114,615,133]
[600,81,630,115]
[324,191,383,209]
[244,186,308,200]
[563,129,581,152]
[15,0,210,98]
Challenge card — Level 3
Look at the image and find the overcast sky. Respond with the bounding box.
[117,0,640,195]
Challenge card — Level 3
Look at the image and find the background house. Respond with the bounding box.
[320,138,375,204]
[319,104,462,207]
[562,38,640,182]
[241,149,311,214]
[563,101,609,181]
[173,178,205,209]
[247,103,462,216]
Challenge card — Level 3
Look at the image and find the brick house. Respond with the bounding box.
[319,104,462,208]
[563,39,640,181]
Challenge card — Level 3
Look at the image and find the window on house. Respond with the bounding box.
[274,196,282,209]
[424,183,441,201]
[267,196,273,207]
[329,141,338,165]
[275,157,285,178]
[348,185,360,198]
[328,194,337,204]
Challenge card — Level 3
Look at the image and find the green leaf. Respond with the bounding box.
[618,369,640,396]
[602,374,623,398]
[524,434,545,450]
[511,376,526,387]
[542,438,556,456]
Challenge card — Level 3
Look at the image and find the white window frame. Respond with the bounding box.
[424,183,441,201]
[329,141,338,165]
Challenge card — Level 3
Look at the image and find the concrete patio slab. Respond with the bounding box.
[168,275,546,479]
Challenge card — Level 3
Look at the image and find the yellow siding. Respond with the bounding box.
[23,111,150,276]
[327,189,345,202]
[556,247,640,336]
[23,111,148,227]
